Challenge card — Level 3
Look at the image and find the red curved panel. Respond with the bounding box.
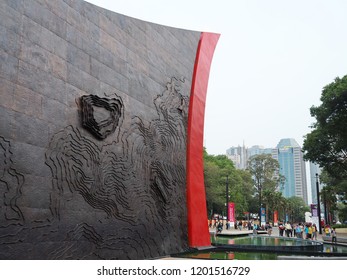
[187,32,220,247]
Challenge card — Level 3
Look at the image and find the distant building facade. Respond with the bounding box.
[226,144,247,169]
[227,138,308,204]
[272,139,308,204]
[226,144,273,170]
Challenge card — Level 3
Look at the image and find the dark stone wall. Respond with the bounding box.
[0,0,201,259]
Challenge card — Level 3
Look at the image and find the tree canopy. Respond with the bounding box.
[203,149,254,218]
[247,154,285,221]
[204,150,309,223]
[302,75,347,223]
[302,75,347,179]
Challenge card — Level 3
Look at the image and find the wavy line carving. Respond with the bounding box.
[40,77,190,259]
[0,136,25,226]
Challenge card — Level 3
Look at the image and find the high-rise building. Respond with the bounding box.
[272,139,308,204]
[226,138,308,204]
[248,145,274,158]
[226,144,247,169]
[226,144,273,169]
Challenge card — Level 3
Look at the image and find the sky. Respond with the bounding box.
[85,0,347,155]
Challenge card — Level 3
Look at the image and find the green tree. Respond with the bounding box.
[302,75,347,179]
[247,154,285,222]
[319,170,347,223]
[285,196,309,223]
[203,149,254,218]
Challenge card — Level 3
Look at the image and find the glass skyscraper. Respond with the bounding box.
[272,138,308,204]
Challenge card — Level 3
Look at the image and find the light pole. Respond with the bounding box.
[315,173,322,234]
[226,175,229,221]
[323,190,328,224]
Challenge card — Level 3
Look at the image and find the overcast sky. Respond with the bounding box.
[86,0,347,155]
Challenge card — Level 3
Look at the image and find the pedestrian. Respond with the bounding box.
[306,223,313,240]
[285,221,292,237]
[295,223,302,238]
[312,224,318,240]
[292,224,297,237]
[248,221,252,230]
[267,223,272,236]
[238,220,242,231]
[279,223,285,236]
[216,220,223,234]
[331,227,337,243]
[324,225,331,236]
[304,223,309,239]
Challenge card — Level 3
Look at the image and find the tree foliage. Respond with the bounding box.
[204,150,309,223]
[247,154,284,200]
[303,75,347,179]
[320,170,347,223]
[203,149,254,218]
[285,196,309,223]
[302,75,347,223]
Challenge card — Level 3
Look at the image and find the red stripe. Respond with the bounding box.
[187,32,220,247]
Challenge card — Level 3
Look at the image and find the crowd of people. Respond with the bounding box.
[278,221,337,242]
[209,218,338,243]
[209,218,268,235]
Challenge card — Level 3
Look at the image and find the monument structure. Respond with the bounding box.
[0,0,219,259]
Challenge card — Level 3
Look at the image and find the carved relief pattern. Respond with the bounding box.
[0,78,189,259]
[80,95,123,140]
[0,137,25,226]
[45,77,188,258]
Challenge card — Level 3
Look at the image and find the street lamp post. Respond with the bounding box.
[323,191,328,224]
[226,175,229,221]
[315,173,322,234]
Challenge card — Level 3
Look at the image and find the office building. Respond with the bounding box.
[272,139,308,204]
[227,138,308,204]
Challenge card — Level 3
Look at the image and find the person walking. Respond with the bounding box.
[307,223,313,240]
[331,227,337,243]
[238,220,242,231]
[295,223,303,238]
[312,224,318,240]
[324,225,331,236]
[285,221,292,237]
[278,223,285,236]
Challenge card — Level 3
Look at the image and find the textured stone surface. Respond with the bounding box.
[0,0,201,259]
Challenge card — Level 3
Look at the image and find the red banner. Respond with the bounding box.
[228,202,235,222]
[274,210,278,225]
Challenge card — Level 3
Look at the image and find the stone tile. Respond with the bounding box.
[18,60,67,104]
[23,0,67,38]
[0,77,15,110]
[42,98,67,126]
[11,141,48,177]
[0,48,18,82]
[13,84,43,119]
[67,44,91,74]
[0,1,22,34]
[21,16,68,60]
[0,106,13,139]
[0,25,21,57]
[12,111,49,148]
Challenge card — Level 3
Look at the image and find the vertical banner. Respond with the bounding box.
[261,207,266,226]
[311,204,318,217]
[228,202,235,223]
[274,210,278,226]
[311,204,320,232]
